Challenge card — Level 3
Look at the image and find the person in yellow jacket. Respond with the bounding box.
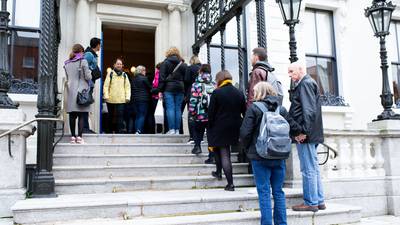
[103,58,131,133]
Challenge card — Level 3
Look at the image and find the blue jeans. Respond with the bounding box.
[252,160,287,225]
[164,92,184,130]
[296,143,325,206]
[134,101,148,133]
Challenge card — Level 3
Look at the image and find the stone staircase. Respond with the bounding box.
[11,134,362,225]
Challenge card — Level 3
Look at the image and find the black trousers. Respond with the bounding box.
[146,98,158,134]
[194,121,207,146]
[107,103,125,133]
[69,112,87,137]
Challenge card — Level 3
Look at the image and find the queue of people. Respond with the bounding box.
[64,41,325,225]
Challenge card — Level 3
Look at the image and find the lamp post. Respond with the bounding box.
[365,0,400,121]
[0,0,18,109]
[276,0,302,101]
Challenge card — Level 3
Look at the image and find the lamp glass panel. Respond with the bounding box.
[372,10,383,33]
[277,2,287,22]
[292,0,301,21]
[383,9,393,33]
[282,0,292,21]
[368,14,378,34]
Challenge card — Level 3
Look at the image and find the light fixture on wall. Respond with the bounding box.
[276,0,303,101]
[365,0,400,121]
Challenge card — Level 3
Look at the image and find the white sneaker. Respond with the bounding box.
[175,130,180,135]
[166,130,175,135]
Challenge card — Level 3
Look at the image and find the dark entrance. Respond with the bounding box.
[101,25,155,133]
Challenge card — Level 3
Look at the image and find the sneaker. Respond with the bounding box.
[187,138,195,144]
[204,157,215,164]
[224,184,235,192]
[174,129,180,135]
[76,137,85,144]
[292,203,318,212]
[70,137,76,144]
[191,145,202,155]
[166,130,175,135]
[211,171,222,180]
[135,132,140,135]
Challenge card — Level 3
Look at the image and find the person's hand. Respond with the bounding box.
[295,134,307,143]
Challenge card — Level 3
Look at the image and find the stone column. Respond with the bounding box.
[0,109,32,217]
[74,0,92,45]
[167,4,187,50]
[368,120,400,216]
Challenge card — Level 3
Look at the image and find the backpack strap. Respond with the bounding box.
[253,102,268,113]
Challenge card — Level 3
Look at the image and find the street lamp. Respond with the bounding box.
[365,0,400,121]
[0,0,18,109]
[276,0,302,101]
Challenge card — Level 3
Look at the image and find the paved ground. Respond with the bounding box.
[0,218,12,225]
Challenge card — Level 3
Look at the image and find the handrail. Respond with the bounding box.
[0,117,63,139]
[318,143,338,165]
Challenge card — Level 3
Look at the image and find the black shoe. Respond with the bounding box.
[211,171,222,180]
[204,157,215,164]
[225,184,235,191]
[191,145,202,155]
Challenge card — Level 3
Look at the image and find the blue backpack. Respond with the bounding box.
[254,102,292,159]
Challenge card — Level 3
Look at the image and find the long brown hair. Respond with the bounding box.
[69,44,84,60]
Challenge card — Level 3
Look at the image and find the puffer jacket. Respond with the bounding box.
[103,69,131,104]
[188,73,215,122]
[131,73,152,102]
[158,55,188,93]
[288,74,324,143]
[240,96,289,161]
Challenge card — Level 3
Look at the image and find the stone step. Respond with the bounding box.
[53,153,238,166]
[55,174,255,194]
[54,143,210,155]
[58,134,191,144]
[36,203,362,225]
[12,188,303,225]
[52,163,249,179]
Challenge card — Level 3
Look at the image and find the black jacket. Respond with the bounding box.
[158,55,188,93]
[288,74,324,143]
[207,84,246,147]
[185,63,201,99]
[131,74,152,102]
[240,96,289,161]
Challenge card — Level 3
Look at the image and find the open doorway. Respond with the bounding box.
[101,25,155,133]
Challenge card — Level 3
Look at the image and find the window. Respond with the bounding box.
[389,21,400,107]
[304,9,338,96]
[6,0,41,94]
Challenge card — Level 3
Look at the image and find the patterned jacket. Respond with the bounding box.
[188,73,215,122]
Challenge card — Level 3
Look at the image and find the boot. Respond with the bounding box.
[224,184,235,191]
[191,145,202,155]
[211,171,222,180]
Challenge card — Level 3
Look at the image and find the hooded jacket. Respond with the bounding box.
[247,61,274,108]
[103,69,131,104]
[158,55,188,93]
[188,73,215,122]
[240,96,289,161]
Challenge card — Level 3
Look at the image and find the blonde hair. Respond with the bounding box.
[189,55,201,65]
[165,47,182,59]
[253,82,277,101]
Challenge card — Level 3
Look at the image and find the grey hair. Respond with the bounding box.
[135,65,146,75]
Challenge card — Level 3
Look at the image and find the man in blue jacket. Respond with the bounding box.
[288,62,326,212]
[83,37,101,133]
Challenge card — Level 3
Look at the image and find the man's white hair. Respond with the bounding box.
[136,65,146,75]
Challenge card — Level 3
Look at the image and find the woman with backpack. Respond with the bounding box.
[240,81,291,225]
[188,64,214,157]
[103,58,131,133]
[157,47,187,135]
[64,44,92,144]
[208,70,246,191]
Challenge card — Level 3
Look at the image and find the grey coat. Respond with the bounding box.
[64,59,92,113]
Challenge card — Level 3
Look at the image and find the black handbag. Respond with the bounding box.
[77,60,95,106]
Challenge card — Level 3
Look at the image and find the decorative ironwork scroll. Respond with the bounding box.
[320,93,349,107]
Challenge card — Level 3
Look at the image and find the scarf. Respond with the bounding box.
[64,53,84,65]
[218,79,233,88]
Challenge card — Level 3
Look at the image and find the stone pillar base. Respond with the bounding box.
[0,188,26,217]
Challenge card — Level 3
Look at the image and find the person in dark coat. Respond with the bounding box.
[131,65,152,134]
[156,47,188,134]
[240,82,289,225]
[208,70,246,191]
[288,62,325,212]
[184,56,202,142]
